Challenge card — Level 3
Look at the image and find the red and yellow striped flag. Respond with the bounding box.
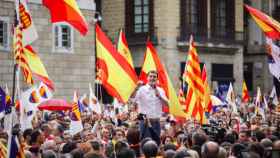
[139,41,187,118]
[202,64,212,112]
[0,141,7,158]
[245,5,280,39]
[23,45,54,90]
[242,81,250,103]
[117,29,134,67]
[72,91,81,121]
[13,25,33,84]
[183,36,206,124]
[43,0,88,35]
[95,24,138,103]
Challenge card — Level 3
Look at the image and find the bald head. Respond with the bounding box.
[273,140,280,150]
[202,141,219,158]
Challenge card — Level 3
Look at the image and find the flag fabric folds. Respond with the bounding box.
[242,81,250,103]
[183,36,206,123]
[95,24,138,103]
[70,91,83,135]
[24,45,54,90]
[245,5,280,39]
[139,41,187,118]
[226,83,238,113]
[0,87,6,119]
[265,37,280,81]
[270,86,279,105]
[43,0,89,36]
[13,25,34,84]
[117,29,134,67]
[0,140,7,158]
[15,0,38,46]
[7,135,25,158]
[89,83,102,114]
[201,64,212,112]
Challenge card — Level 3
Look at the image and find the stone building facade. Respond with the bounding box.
[0,0,96,100]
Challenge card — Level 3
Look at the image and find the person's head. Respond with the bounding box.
[173,147,191,158]
[116,148,136,158]
[247,142,265,158]
[147,70,158,87]
[41,150,57,158]
[53,125,64,137]
[192,132,207,147]
[217,147,227,158]
[70,148,84,158]
[30,129,45,145]
[62,141,78,153]
[114,128,125,141]
[101,128,110,140]
[142,140,158,158]
[201,141,219,158]
[163,143,177,152]
[230,143,246,158]
[89,140,102,154]
[273,140,280,150]
[254,130,265,142]
[84,152,103,158]
[163,149,176,158]
[23,128,33,145]
[238,131,250,143]
[115,140,129,155]
[163,136,173,145]
[41,123,51,136]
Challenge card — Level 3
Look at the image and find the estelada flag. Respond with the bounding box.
[95,24,138,103]
[242,81,250,103]
[245,5,280,39]
[15,0,38,46]
[43,0,88,36]
[139,41,188,118]
[23,45,54,90]
[117,29,134,67]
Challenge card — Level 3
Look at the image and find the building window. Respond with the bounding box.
[0,17,9,51]
[211,0,235,39]
[125,0,154,38]
[179,0,207,41]
[53,23,73,53]
[211,63,234,85]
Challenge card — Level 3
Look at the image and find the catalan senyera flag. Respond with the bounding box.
[242,81,250,103]
[13,25,34,84]
[15,0,38,46]
[23,45,54,90]
[0,141,7,158]
[117,29,134,67]
[139,41,187,118]
[43,0,88,36]
[245,5,280,39]
[201,64,212,112]
[95,24,138,103]
[183,36,206,124]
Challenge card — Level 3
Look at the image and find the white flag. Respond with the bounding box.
[266,37,280,81]
[226,83,237,113]
[15,0,38,46]
[37,82,53,102]
[70,91,83,135]
[89,83,102,114]
[270,86,279,105]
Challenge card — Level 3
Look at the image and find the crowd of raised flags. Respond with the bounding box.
[0,0,280,157]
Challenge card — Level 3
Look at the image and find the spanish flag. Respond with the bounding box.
[139,41,187,118]
[245,5,280,39]
[23,45,54,90]
[117,29,134,67]
[242,81,250,103]
[183,36,206,124]
[95,24,138,103]
[201,64,212,113]
[70,91,83,135]
[43,0,88,36]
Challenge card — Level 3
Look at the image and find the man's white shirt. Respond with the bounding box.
[135,84,168,119]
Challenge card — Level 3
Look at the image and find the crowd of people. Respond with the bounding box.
[0,70,280,158]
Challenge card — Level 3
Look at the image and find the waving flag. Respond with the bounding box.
[89,83,102,114]
[7,135,25,158]
[242,81,250,103]
[270,86,279,105]
[15,0,38,46]
[183,36,206,124]
[43,0,88,36]
[265,37,280,81]
[117,29,134,67]
[226,83,238,113]
[139,41,187,118]
[70,91,83,135]
[96,24,138,103]
[245,5,280,39]
[202,64,212,112]
[24,45,54,90]
[0,141,7,158]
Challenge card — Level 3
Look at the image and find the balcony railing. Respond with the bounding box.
[177,26,245,45]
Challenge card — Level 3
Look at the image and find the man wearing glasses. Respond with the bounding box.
[134,70,169,145]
